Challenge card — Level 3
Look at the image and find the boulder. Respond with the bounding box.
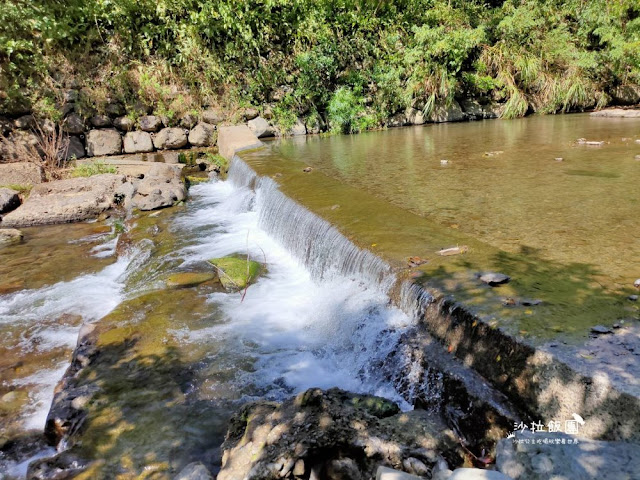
[113,116,135,132]
[288,117,307,136]
[243,107,259,120]
[13,114,35,130]
[65,136,85,160]
[388,113,409,127]
[0,188,20,214]
[131,100,152,116]
[180,113,199,129]
[1,174,126,227]
[202,108,224,125]
[0,228,23,246]
[611,85,640,106]
[86,129,122,156]
[460,99,484,120]
[153,128,188,150]
[90,115,112,128]
[173,462,215,480]
[63,113,85,134]
[306,116,326,135]
[405,108,426,125]
[0,162,45,185]
[131,163,186,211]
[105,102,125,117]
[218,388,462,480]
[217,125,262,159]
[496,432,640,480]
[123,131,154,154]
[208,256,263,291]
[188,123,217,147]
[247,116,275,138]
[139,115,163,132]
[590,108,640,118]
[430,100,465,123]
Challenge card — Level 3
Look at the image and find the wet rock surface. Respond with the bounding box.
[496,431,640,479]
[217,388,464,480]
[0,228,23,245]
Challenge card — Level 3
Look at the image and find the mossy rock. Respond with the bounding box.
[165,272,217,288]
[208,256,263,291]
[185,175,209,184]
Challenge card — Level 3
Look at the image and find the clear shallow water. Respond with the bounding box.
[266,114,640,285]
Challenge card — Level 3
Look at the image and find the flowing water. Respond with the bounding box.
[1,113,639,477]
[0,159,420,478]
[240,114,640,341]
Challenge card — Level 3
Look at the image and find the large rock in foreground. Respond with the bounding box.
[218,388,463,480]
[1,174,126,227]
[0,162,45,185]
[131,163,186,210]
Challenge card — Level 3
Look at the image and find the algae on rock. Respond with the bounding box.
[208,256,263,291]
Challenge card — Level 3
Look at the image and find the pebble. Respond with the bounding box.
[629,295,638,302]
[591,325,613,335]
[479,272,510,286]
[634,279,640,288]
[303,167,313,173]
[440,159,449,165]
[555,157,564,161]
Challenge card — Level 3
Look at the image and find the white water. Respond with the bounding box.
[173,159,418,407]
[0,253,135,431]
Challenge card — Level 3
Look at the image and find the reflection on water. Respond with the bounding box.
[270,114,640,284]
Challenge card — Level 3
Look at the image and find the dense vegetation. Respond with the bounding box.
[1,0,639,131]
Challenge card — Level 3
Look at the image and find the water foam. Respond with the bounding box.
[175,159,419,407]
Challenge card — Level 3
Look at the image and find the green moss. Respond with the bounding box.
[71,161,117,177]
[208,256,263,291]
[165,272,216,288]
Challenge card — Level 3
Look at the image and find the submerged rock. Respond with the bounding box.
[478,272,510,286]
[590,325,613,335]
[218,388,462,480]
[165,272,216,288]
[0,228,23,246]
[208,256,263,291]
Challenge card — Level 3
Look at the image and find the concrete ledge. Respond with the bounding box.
[217,125,263,160]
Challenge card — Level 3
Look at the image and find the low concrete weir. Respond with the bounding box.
[232,150,640,443]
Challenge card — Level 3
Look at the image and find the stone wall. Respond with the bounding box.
[0,89,510,164]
